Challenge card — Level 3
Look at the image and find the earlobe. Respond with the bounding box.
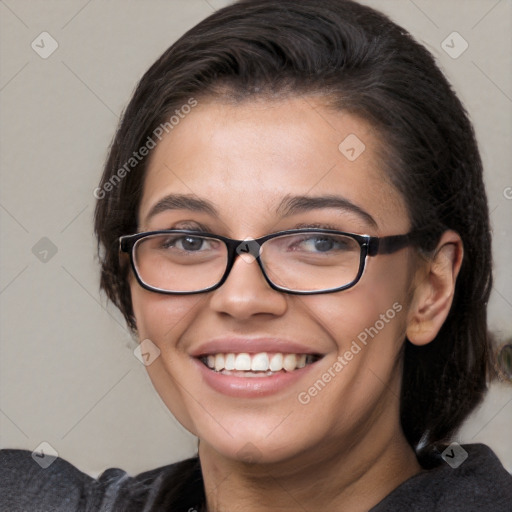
[406,231,463,346]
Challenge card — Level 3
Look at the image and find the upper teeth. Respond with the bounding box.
[203,353,316,372]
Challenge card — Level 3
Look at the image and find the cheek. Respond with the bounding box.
[130,282,204,432]
[293,264,410,426]
[303,253,411,359]
[305,291,406,365]
[131,282,203,342]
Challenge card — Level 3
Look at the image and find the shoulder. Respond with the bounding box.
[0,449,93,511]
[0,448,200,512]
[372,444,512,512]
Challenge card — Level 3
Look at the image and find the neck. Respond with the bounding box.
[199,424,421,512]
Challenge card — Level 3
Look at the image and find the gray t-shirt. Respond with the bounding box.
[1,444,511,511]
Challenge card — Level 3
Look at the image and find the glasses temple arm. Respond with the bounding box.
[367,233,422,256]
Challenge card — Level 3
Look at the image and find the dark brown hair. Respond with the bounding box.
[94,0,492,473]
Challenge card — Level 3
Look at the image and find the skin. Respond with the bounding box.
[129,96,463,511]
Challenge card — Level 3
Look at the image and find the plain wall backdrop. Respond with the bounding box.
[1,0,511,477]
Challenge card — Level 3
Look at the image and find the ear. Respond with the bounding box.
[406,230,463,346]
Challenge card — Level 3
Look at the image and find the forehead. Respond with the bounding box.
[139,96,408,234]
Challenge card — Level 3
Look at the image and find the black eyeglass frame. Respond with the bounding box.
[119,228,422,295]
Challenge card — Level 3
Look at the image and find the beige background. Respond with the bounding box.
[1,0,511,477]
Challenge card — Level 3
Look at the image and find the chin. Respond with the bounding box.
[201,432,306,465]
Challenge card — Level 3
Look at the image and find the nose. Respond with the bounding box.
[208,254,288,320]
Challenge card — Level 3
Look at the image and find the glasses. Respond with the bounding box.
[119,228,420,295]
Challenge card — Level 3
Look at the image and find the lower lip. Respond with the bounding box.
[192,357,319,398]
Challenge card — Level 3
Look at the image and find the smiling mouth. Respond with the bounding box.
[199,352,322,377]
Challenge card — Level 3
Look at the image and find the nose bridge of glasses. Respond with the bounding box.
[214,237,276,293]
[233,238,262,263]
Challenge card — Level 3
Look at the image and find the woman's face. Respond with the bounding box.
[131,96,416,464]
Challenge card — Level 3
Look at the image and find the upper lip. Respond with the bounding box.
[189,338,325,357]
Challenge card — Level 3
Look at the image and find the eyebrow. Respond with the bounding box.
[145,194,218,223]
[144,193,377,228]
[276,194,378,228]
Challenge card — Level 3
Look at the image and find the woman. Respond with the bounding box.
[1,0,511,510]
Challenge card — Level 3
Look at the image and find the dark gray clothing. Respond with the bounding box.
[1,444,511,511]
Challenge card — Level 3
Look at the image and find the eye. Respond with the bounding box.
[295,235,351,253]
[305,236,336,252]
[161,235,212,252]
